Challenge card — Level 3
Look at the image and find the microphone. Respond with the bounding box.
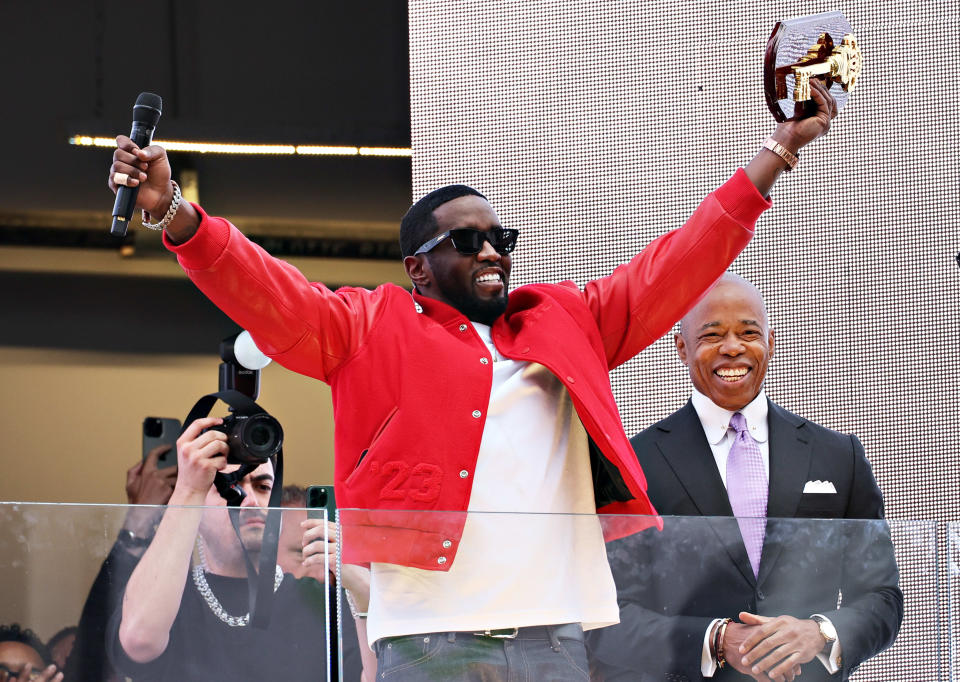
[110,92,163,237]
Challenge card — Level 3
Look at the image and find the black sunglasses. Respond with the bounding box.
[414,227,519,256]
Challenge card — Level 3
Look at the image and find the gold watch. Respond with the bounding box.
[810,615,837,654]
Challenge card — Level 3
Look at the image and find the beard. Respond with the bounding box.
[428,261,510,325]
[446,290,509,326]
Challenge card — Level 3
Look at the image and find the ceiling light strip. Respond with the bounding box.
[69,136,410,157]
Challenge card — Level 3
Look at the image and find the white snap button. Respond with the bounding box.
[459,324,468,331]
[442,540,452,548]
[472,410,481,418]
[459,469,469,478]
[480,357,489,365]
[438,556,447,565]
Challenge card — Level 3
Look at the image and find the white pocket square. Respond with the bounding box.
[803,480,837,494]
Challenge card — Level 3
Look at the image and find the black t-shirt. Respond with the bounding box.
[108,571,361,681]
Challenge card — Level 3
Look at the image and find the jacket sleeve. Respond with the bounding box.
[164,204,385,382]
[586,602,712,681]
[823,435,904,677]
[581,169,770,370]
[586,528,717,680]
[63,542,139,682]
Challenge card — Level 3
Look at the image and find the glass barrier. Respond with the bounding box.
[337,510,941,681]
[0,502,333,682]
[0,502,944,681]
[950,522,960,680]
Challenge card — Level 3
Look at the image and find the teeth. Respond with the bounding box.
[716,368,749,379]
[476,273,501,284]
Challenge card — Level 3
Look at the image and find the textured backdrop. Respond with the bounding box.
[409,1,959,678]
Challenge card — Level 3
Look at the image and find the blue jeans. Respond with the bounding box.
[374,625,590,681]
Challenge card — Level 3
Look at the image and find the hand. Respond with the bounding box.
[341,563,372,613]
[738,612,823,681]
[0,663,63,682]
[771,78,838,153]
[722,623,801,682]
[108,135,174,218]
[126,446,177,505]
[301,518,338,583]
[172,417,229,499]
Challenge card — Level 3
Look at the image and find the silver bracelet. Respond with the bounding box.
[344,588,367,619]
[141,181,182,231]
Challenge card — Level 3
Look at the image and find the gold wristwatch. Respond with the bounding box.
[810,614,837,654]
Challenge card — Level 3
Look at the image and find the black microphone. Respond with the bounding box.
[110,92,163,237]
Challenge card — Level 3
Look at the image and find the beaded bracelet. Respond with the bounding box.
[716,617,733,668]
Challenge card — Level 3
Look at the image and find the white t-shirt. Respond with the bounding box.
[366,322,619,645]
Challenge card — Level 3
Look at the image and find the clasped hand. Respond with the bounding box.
[723,612,825,682]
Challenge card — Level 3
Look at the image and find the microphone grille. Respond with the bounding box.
[135,92,162,110]
[133,92,163,125]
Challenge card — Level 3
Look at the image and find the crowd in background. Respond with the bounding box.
[2,445,360,682]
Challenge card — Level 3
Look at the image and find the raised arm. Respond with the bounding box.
[582,79,837,369]
[108,138,386,381]
[745,79,836,196]
[116,417,228,663]
[108,136,200,244]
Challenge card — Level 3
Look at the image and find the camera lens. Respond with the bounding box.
[250,424,271,447]
[238,413,283,460]
[143,417,163,438]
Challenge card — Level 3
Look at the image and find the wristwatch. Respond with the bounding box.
[116,528,152,549]
[810,614,837,654]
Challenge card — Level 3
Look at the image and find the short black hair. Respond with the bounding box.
[46,625,77,652]
[281,484,307,507]
[0,623,51,665]
[399,185,487,257]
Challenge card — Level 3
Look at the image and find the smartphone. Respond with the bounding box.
[306,484,336,520]
[142,416,181,469]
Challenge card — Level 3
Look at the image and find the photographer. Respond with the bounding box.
[107,417,337,680]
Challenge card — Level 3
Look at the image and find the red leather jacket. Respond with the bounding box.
[166,169,769,570]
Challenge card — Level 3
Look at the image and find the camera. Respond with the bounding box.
[187,330,284,467]
[208,411,284,466]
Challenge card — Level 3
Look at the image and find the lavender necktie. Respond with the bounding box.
[726,412,767,578]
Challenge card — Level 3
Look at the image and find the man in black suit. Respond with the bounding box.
[587,273,902,682]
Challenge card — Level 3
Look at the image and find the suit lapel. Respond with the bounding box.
[758,400,812,587]
[655,403,731,516]
[655,402,756,587]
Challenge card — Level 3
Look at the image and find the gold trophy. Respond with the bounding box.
[764,11,863,122]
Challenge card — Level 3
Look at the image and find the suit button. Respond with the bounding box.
[757,590,766,601]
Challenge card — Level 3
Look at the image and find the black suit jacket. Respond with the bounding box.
[587,400,902,682]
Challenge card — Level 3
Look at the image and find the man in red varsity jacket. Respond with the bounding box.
[107,80,837,681]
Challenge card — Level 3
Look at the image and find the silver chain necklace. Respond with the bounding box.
[191,546,284,627]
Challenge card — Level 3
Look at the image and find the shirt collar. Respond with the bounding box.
[471,321,501,360]
[690,388,769,445]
